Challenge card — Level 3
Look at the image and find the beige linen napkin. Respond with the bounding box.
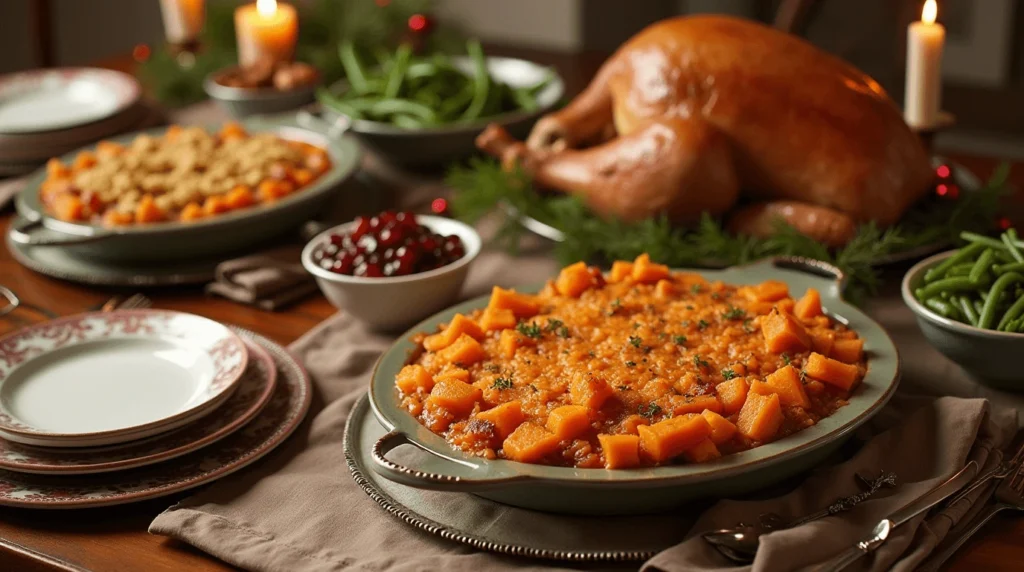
[150,249,1020,572]
[205,245,318,310]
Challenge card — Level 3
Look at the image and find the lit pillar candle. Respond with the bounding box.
[235,0,298,68]
[904,0,945,129]
[159,0,205,44]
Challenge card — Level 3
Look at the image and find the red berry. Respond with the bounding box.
[363,263,384,278]
[351,217,371,240]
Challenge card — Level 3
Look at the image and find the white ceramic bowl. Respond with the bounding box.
[302,215,481,331]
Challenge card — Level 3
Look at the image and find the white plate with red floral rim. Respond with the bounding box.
[0,337,276,475]
[0,328,310,509]
[0,310,248,448]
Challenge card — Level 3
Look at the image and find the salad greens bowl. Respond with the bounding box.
[367,257,901,515]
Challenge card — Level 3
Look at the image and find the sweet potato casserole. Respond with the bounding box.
[396,255,866,469]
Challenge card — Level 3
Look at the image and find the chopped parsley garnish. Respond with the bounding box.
[557,326,570,338]
[628,335,643,348]
[693,355,710,369]
[690,284,702,294]
[742,319,755,333]
[638,402,663,419]
[681,320,691,327]
[617,385,629,391]
[491,376,514,390]
[723,305,746,320]
[625,360,637,367]
[528,384,539,392]
[721,369,737,380]
[516,321,543,339]
[588,350,596,358]
[711,292,721,300]
[781,353,791,365]
[633,322,641,329]
[607,298,622,315]
[697,319,710,331]
[546,319,564,331]
[483,364,501,373]
[674,335,687,345]
[799,369,808,382]
[686,305,694,310]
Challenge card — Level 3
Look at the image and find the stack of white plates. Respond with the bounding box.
[0,68,146,176]
[0,309,312,508]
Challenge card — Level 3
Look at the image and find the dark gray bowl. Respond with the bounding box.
[902,250,1024,390]
[204,74,319,119]
[308,56,564,168]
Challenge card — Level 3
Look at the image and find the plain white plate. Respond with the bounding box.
[0,68,140,134]
[0,310,248,447]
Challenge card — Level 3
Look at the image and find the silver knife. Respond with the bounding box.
[818,460,979,572]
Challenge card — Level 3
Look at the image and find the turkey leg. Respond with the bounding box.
[727,201,857,247]
[479,116,741,224]
[527,60,618,154]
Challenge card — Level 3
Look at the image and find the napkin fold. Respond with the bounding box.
[205,246,318,311]
[149,298,1019,572]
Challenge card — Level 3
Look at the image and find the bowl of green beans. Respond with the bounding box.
[902,229,1024,388]
[309,40,563,167]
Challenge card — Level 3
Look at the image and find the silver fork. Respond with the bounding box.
[114,293,153,311]
[918,460,1024,571]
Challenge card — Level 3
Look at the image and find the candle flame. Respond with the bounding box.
[922,0,937,24]
[257,0,277,17]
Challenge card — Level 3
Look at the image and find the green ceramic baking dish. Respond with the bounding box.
[367,257,901,515]
[9,115,361,263]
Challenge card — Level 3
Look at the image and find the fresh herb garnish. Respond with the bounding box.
[638,402,663,419]
[483,364,501,373]
[516,321,543,339]
[632,322,641,329]
[558,326,570,338]
[607,298,622,315]
[617,385,629,391]
[674,335,687,345]
[628,335,643,348]
[491,376,514,390]
[781,353,791,366]
[742,319,755,333]
[690,284,702,294]
[723,305,746,320]
[588,350,596,358]
[693,355,710,369]
[711,292,721,300]
[721,368,737,380]
[686,305,694,310]
[799,369,808,382]
[625,360,637,367]
[546,319,564,331]
[697,319,710,331]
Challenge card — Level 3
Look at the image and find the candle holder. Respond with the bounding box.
[911,111,955,153]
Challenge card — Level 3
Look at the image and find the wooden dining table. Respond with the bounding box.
[2,47,1024,572]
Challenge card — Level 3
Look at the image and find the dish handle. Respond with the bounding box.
[8,217,115,248]
[743,256,848,297]
[296,105,351,140]
[371,430,529,491]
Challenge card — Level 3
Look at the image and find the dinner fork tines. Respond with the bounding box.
[114,293,153,311]
[919,461,1024,571]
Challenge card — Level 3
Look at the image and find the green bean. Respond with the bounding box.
[995,262,1024,274]
[369,98,437,122]
[960,232,1008,250]
[917,276,987,299]
[384,44,412,99]
[958,295,980,326]
[315,87,365,119]
[925,242,986,282]
[338,41,368,94]
[460,39,490,121]
[390,114,427,129]
[1003,230,1024,263]
[979,272,1024,329]
[925,297,962,320]
[997,293,1024,330]
[969,248,995,284]
[511,87,539,111]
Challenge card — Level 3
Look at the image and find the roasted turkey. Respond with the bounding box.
[477,15,935,247]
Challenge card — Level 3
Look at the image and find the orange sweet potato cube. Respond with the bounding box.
[609,261,634,283]
[670,394,722,416]
[752,280,790,302]
[72,151,97,170]
[570,374,615,410]
[810,329,836,357]
[480,307,516,332]
[655,279,675,299]
[776,298,796,314]
[716,377,749,415]
[433,368,470,384]
[426,378,482,417]
[805,352,860,391]
[736,392,784,442]
[475,401,524,440]
[46,158,71,179]
[135,195,165,223]
[683,438,722,463]
[638,414,712,463]
[179,202,204,222]
[395,364,435,394]
[499,329,521,359]
[546,405,592,440]
[794,288,823,320]
[620,414,650,435]
[53,194,84,222]
[102,209,134,226]
[555,261,596,298]
[831,338,864,364]
[487,286,540,318]
[225,185,255,209]
[423,314,485,352]
[203,195,230,216]
[503,422,561,463]
[435,334,486,366]
[701,410,737,445]
[598,434,641,469]
[631,254,670,284]
[751,365,810,408]
[762,309,811,353]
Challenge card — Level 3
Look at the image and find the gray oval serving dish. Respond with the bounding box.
[312,55,564,168]
[902,250,1024,390]
[367,257,901,515]
[10,115,361,263]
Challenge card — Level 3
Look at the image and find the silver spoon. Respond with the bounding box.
[703,471,898,563]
